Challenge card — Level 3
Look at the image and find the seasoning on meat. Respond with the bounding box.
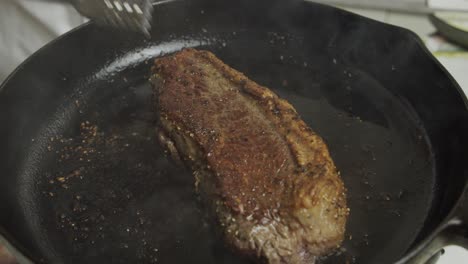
[151,48,349,264]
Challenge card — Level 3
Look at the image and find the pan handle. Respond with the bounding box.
[405,226,468,264]
[403,189,468,264]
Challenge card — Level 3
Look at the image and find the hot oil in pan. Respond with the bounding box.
[262,69,433,264]
[38,78,239,263]
[216,31,434,263]
[37,38,433,264]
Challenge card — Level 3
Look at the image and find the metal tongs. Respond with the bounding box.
[74,0,154,35]
[41,0,158,36]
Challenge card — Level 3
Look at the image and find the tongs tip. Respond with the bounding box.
[76,0,155,37]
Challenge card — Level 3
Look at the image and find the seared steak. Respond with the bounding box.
[151,49,348,264]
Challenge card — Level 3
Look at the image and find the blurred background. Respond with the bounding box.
[0,0,467,263]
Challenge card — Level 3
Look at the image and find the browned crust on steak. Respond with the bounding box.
[152,48,348,264]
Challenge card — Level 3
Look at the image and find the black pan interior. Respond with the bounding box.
[1,0,467,263]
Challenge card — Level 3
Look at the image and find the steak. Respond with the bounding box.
[151,49,348,264]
